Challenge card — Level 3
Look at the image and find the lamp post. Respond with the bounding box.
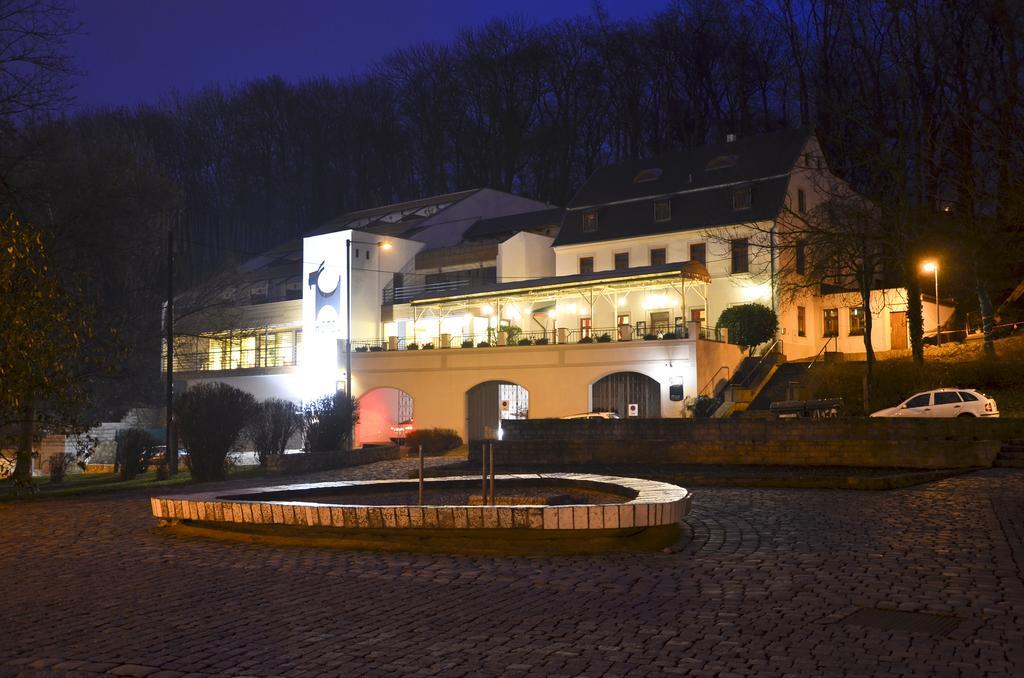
[922,260,940,346]
[344,237,392,399]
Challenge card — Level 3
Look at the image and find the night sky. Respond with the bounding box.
[68,0,668,111]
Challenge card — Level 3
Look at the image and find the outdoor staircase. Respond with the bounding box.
[713,347,783,417]
[746,362,811,411]
[994,440,1024,468]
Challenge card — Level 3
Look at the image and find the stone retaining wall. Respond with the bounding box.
[263,444,400,474]
[488,418,1024,469]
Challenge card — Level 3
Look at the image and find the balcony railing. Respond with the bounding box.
[352,323,725,352]
[166,346,299,373]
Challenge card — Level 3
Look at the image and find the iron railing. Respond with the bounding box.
[166,346,299,372]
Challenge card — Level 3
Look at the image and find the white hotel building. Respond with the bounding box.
[169,129,950,446]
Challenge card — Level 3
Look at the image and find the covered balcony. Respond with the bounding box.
[370,261,722,351]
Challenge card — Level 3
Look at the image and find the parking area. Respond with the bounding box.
[1,460,1022,676]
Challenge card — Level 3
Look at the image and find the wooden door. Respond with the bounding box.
[890,311,908,349]
[591,372,661,418]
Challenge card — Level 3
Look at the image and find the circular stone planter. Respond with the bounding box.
[151,474,692,554]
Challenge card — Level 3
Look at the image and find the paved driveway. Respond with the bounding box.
[1,461,1022,677]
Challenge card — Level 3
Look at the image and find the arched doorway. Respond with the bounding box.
[591,372,661,418]
[355,387,413,445]
[466,381,529,449]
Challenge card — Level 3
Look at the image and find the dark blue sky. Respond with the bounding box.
[68,0,668,111]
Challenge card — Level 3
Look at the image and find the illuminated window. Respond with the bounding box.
[689,242,706,265]
[823,308,839,337]
[797,306,806,337]
[582,211,598,232]
[654,199,671,222]
[849,307,866,336]
[731,239,749,274]
[733,186,751,210]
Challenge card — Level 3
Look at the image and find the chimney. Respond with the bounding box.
[726,133,737,143]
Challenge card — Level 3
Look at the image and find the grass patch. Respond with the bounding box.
[0,465,267,501]
[806,335,1024,416]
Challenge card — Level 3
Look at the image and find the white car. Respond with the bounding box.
[869,388,999,418]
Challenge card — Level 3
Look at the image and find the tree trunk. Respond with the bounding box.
[905,272,924,365]
[859,286,875,413]
[976,276,997,358]
[13,405,34,485]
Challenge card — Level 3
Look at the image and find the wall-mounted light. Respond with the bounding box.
[482,304,494,315]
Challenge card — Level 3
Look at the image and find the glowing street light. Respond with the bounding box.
[921,260,940,346]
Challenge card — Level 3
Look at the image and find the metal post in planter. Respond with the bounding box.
[489,442,495,506]
[418,445,424,506]
[481,443,488,504]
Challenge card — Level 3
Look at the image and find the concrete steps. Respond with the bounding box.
[994,440,1024,468]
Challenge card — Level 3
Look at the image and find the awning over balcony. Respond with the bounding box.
[407,261,711,307]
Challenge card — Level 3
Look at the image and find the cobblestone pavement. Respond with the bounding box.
[1,459,1022,677]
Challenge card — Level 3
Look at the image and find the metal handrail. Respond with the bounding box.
[699,365,731,398]
[807,336,837,370]
[738,339,781,388]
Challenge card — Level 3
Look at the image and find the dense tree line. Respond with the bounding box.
[0,0,1022,440]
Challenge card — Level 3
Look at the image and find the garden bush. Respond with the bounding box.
[405,428,463,455]
[691,395,721,419]
[175,382,256,481]
[303,390,359,453]
[248,398,304,465]
[115,428,158,481]
[716,303,778,353]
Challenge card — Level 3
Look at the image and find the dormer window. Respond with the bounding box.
[582,211,598,232]
[706,154,738,171]
[654,199,671,222]
[733,186,752,210]
[633,168,662,183]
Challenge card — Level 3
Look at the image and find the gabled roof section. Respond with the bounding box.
[306,189,480,238]
[556,128,811,247]
[462,207,564,241]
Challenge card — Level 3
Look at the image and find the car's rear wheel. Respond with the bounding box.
[956,412,975,418]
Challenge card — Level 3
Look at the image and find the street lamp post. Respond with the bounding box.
[922,260,940,346]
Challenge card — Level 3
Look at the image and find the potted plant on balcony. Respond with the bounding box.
[369,345,384,352]
[406,343,419,350]
[643,333,658,341]
[517,338,532,346]
[535,337,549,345]
[423,342,434,350]
[476,341,490,348]
[578,336,594,344]
[355,346,369,353]
[597,333,612,343]
[461,340,475,348]
[661,331,677,340]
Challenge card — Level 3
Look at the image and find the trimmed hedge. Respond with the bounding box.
[405,428,463,455]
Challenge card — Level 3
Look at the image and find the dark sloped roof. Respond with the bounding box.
[555,128,810,247]
[409,261,710,305]
[555,176,791,247]
[462,207,564,241]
